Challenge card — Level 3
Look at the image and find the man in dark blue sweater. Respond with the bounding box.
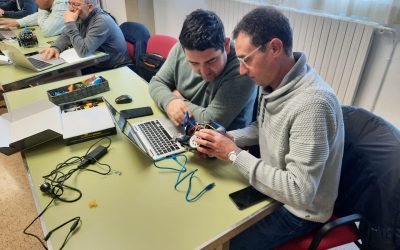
[39,0,130,72]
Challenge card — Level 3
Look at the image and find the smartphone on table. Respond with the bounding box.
[229,185,269,210]
[120,106,153,119]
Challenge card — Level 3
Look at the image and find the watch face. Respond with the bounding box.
[228,151,237,162]
[189,135,199,148]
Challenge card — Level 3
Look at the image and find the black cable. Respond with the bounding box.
[83,137,112,156]
[23,198,55,250]
[43,217,80,241]
[23,137,113,249]
[41,137,115,202]
[59,217,80,250]
[84,161,112,175]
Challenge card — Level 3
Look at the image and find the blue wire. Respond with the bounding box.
[153,155,186,172]
[210,120,227,134]
[153,154,215,202]
[183,111,195,127]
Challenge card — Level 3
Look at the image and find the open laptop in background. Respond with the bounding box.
[104,99,186,161]
[0,28,17,41]
[0,42,65,71]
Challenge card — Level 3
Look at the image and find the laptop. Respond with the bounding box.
[104,100,186,161]
[0,42,65,71]
[0,28,17,41]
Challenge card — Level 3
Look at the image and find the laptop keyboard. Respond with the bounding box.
[138,120,182,156]
[27,57,52,69]
[0,30,16,40]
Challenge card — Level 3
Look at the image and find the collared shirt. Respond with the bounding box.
[17,0,68,37]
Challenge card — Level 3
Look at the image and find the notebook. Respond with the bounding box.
[104,100,186,161]
[0,28,16,41]
[0,42,65,71]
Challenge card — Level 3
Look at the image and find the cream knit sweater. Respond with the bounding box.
[230,52,344,223]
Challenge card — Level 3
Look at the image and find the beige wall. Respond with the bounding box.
[125,0,155,34]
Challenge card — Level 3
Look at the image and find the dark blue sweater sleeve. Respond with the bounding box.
[0,0,17,10]
[2,0,38,19]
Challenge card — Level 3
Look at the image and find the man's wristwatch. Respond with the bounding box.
[228,148,242,163]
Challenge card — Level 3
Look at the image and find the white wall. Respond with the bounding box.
[153,0,207,37]
[355,25,400,127]
[100,0,127,24]
[152,1,400,127]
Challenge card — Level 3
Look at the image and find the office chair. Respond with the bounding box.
[275,105,400,250]
[119,22,151,71]
[248,87,260,158]
[137,34,177,82]
[146,34,177,59]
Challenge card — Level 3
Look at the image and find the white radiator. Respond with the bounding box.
[208,0,379,105]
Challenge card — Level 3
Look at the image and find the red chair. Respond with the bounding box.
[126,41,135,61]
[275,215,361,250]
[275,106,400,250]
[146,34,177,58]
[137,34,177,82]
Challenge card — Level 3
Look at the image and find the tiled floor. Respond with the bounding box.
[0,101,45,249]
[0,153,44,250]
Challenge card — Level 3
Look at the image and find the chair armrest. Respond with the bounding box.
[308,213,363,250]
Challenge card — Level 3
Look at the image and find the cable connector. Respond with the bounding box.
[78,146,108,169]
[86,145,108,163]
[206,183,215,190]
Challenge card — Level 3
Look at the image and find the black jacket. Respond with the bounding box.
[335,106,400,249]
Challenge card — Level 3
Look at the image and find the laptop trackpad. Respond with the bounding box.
[158,117,184,138]
[30,53,65,64]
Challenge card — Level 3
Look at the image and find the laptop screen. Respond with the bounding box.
[104,99,126,131]
[104,99,147,153]
[104,99,186,161]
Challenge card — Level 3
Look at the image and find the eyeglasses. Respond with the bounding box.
[68,1,89,7]
[237,45,262,68]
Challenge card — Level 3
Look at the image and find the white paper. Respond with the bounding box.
[61,105,114,139]
[59,48,96,63]
[0,55,11,65]
[0,100,63,146]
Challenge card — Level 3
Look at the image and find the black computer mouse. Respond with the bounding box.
[115,95,132,104]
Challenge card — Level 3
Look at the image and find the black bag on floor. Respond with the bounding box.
[137,53,165,82]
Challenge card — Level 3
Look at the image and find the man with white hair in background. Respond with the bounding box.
[39,0,131,72]
[0,0,68,37]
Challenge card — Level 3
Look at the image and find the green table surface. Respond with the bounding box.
[4,67,276,250]
[0,25,108,91]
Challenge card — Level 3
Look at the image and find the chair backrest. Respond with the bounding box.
[125,41,135,60]
[146,34,178,59]
[119,22,150,64]
[335,105,400,248]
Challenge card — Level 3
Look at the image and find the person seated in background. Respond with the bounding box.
[194,6,344,250]
[39,0,131,72]
[0,0,38,18]
[0,0,67,37]
[149,9,257,130]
